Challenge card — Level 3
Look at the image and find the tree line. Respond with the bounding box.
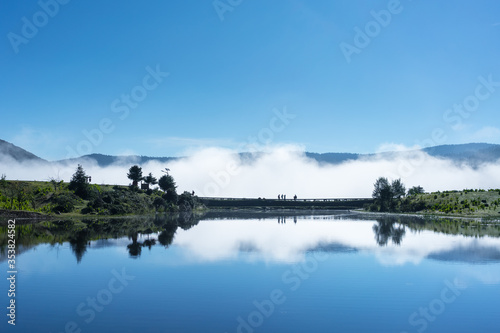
[64,164,198,214]
[371,177,425,212]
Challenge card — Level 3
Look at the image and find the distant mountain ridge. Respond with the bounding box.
[59,153,178,167]
[422,143,500,165]
[307,143,500,168]
[1,139,500,168]
[0,139,46,163]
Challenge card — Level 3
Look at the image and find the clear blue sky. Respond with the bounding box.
[1,0,500,160]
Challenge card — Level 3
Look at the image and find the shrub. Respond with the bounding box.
[52,194,78,213]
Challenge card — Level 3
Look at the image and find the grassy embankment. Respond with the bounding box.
[2,179,500,219]
[397,189,500,218]
[0,180,200,218]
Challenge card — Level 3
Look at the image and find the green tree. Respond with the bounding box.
[391,179,406,200]
[372,177,393,211]
[68,165,90,199]
[144,172,158,187]
[49,177,64,193]
[127,165,143,188]
[158,174,176,193]
[390,178,406,210]
[372,177,408,212]
[52,194,77,213]
[159,174,178,204]
[178,191,196,211]
[407,186,425,196]
[153,197,166,212]
[0,174,6,195]
[163,189,178,204]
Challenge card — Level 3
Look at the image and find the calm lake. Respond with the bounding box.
[1,211,500,333]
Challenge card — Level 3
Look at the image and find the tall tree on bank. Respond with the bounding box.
[158,174,176,192]
[372,177,409,212]
[391,178,406,210]
[127,165,143,188]
[391,179,406,200]
[144,172,158,187]
[69,164,89,198]
[372,177,393,211]
[159,174,177,203]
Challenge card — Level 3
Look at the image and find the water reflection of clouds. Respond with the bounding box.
[171,218,500,267]
[465,267,500,285]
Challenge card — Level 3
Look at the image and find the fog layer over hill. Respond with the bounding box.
[1,142,499,198]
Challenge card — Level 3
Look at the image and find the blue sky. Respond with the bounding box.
[1,0,500,161]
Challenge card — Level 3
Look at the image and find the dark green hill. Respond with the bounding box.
[0,139,46,163]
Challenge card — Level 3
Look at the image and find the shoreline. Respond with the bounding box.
[2,207,499,225]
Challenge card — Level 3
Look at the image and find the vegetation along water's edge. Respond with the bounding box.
[1,166,500,222]
[0,165,203,222]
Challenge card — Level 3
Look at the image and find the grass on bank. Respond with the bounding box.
[369,189,500,218]
[0,179,200,217]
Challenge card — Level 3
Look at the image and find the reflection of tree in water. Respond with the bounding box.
[158,223,177,248]
[126,212,200,255]
[69,230,89,264]
[143,239,156,250]
[372,217,406,246]
[177,211,198,230]
[125,230,158,257]
[127,232,142,258]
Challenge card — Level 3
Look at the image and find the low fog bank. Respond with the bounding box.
[1,145,499,198]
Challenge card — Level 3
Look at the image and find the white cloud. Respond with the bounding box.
[1,144,500,197]
[156,218,500,269]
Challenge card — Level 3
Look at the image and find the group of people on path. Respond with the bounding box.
[277,194,298,200]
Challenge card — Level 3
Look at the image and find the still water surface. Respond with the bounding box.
[1,211,500,332]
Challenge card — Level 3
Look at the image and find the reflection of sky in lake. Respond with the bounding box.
[2,214,500,333]
[160,217,500,267]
